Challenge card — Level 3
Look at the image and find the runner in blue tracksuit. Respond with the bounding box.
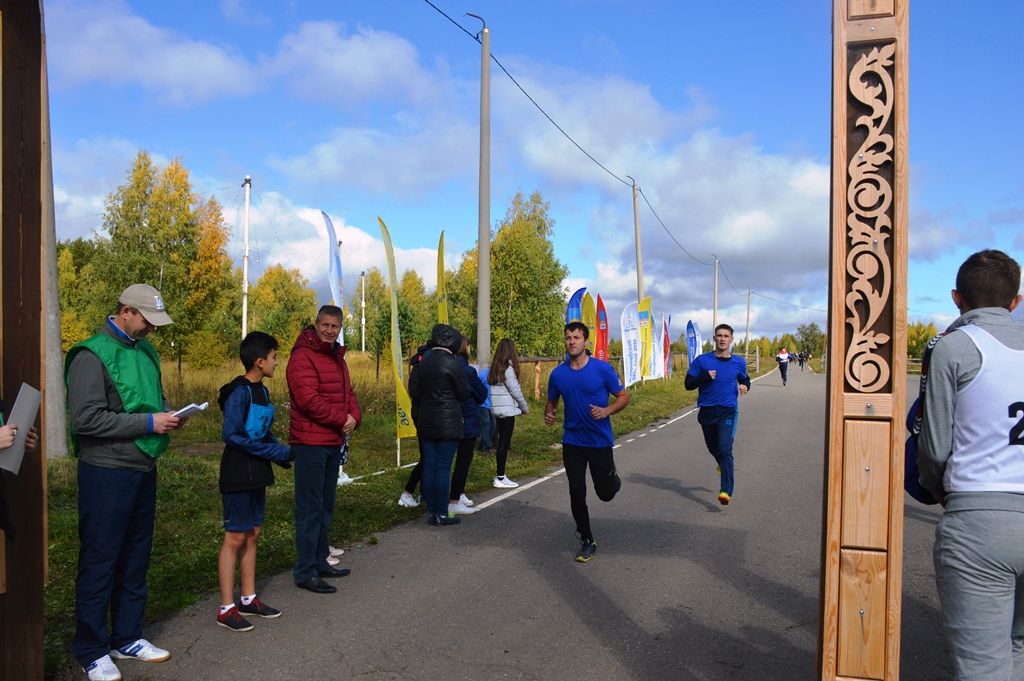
[685,323,751,505]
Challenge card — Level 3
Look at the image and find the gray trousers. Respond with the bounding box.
[934,510,1024,681]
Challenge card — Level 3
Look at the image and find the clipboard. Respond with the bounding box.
[0,383,41,475]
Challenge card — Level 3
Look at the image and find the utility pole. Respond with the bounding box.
[712,255,719,332]
[360,270,366,353]
[745,288,752,357]
[241,175,252,338]
[469,13,492,366]
[627,176,644,303]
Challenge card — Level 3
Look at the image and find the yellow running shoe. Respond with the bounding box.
[718,491,731,506]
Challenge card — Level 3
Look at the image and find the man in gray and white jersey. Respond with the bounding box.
[919,249,1024,681]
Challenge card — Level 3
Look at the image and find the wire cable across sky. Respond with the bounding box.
[422,0,832,320]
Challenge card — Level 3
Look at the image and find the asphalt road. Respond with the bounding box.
[125,365,950,681]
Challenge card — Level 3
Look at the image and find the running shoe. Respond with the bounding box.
[448,501,476,515]
[459,493,474,507]
[575,539,597,563]
[238,597,281,619]
[110,639,170,663]
[217,607,254,632]
[718,491,731,506]
[328,545,345,557]
[398,491,419,508]
[492,476,519,489]
[84,655,121,681]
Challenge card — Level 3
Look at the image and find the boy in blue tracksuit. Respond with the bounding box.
[685,323,751,505]
[215,331,292,632]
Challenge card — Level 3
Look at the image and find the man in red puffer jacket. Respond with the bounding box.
[286,305,361,594]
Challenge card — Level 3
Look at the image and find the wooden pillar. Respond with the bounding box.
[0,1,46,679]
[820,2,908,680]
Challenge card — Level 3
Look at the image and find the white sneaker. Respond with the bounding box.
[328,545,345,557]
[398,491,419,508]
[326,555,341,566]
[110,638,170,663]
[84,655,121,681]
[459,493,474,507]
[336,471,353,486]
[448,501,477,515]
[492,476,519,489]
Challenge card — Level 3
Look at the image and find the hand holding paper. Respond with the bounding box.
[172,402,208,419]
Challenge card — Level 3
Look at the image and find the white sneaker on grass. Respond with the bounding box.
[110,638,170,663]
[328,545,345,557]
[459,493,474,507]
[84,655,121,681]
[448,501,477,515]
[398,491,419,508]
[492,476,519,489]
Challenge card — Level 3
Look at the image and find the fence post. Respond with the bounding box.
[534,361,541,401]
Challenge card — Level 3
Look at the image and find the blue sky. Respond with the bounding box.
[46,0,1024,339]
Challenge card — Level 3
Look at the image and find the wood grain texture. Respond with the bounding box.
[841,421,891,549]
[849,0,894,19]
[838,550,888,679]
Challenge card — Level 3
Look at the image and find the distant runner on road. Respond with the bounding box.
[775,347,790,386]
[685,324,751,506]
[545,321,630,563]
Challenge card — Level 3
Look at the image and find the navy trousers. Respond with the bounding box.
[292,444,342,583]
[73,461,157,667]
[698,406,738,496]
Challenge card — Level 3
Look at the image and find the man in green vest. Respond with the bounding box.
[66,284,181,681]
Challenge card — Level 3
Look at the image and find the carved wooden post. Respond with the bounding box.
[820,2,908,680]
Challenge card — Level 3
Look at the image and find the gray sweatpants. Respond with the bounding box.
[934,509,1024,681]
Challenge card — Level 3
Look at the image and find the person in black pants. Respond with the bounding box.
[545,322,631,562]
[449,336,488,514]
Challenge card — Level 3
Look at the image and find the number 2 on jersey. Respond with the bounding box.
[1011,402,1024,446]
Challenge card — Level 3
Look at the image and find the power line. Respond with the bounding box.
[421,0,631,189]
[422,0,832,322]
[638,188,714,266]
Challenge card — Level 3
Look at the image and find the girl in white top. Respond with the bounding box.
[488,338,529,488]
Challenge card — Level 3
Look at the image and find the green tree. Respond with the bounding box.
[399,269,434,348]
[795,322,825,355]
[447,190,569,357]
[247,264,319,353]
[85,151,235,358]
[907,320,940,358]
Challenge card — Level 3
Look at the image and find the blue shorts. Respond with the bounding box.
[222,488,266,532]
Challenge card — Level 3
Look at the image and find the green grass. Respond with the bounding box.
[45,357,767,676]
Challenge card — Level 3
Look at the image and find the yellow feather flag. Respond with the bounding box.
[378,217,417,438]
[638,296,653,378]
[581,292,596,351]
[437,231,448,324]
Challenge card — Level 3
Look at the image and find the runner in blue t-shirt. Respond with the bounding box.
[545,321,631,563]
[685,323,751,506]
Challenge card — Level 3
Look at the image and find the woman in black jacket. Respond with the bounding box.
[408,324,469,525]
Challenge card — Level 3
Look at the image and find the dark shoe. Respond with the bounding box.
[296,576,336,594]
[317,565,352,579]
[575,539,597,563]
[436,512,461,526]
[216,607,254,632]
[237,597,281,619]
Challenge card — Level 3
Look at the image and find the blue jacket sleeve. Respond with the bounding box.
[465,365,488,406]
[222,388,291,463]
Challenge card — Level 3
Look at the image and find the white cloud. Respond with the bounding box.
[269,22,441,108]
[47,0,259,104]
[226,193,443,301]
[908,209,968,262]
[268,116,477,197]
